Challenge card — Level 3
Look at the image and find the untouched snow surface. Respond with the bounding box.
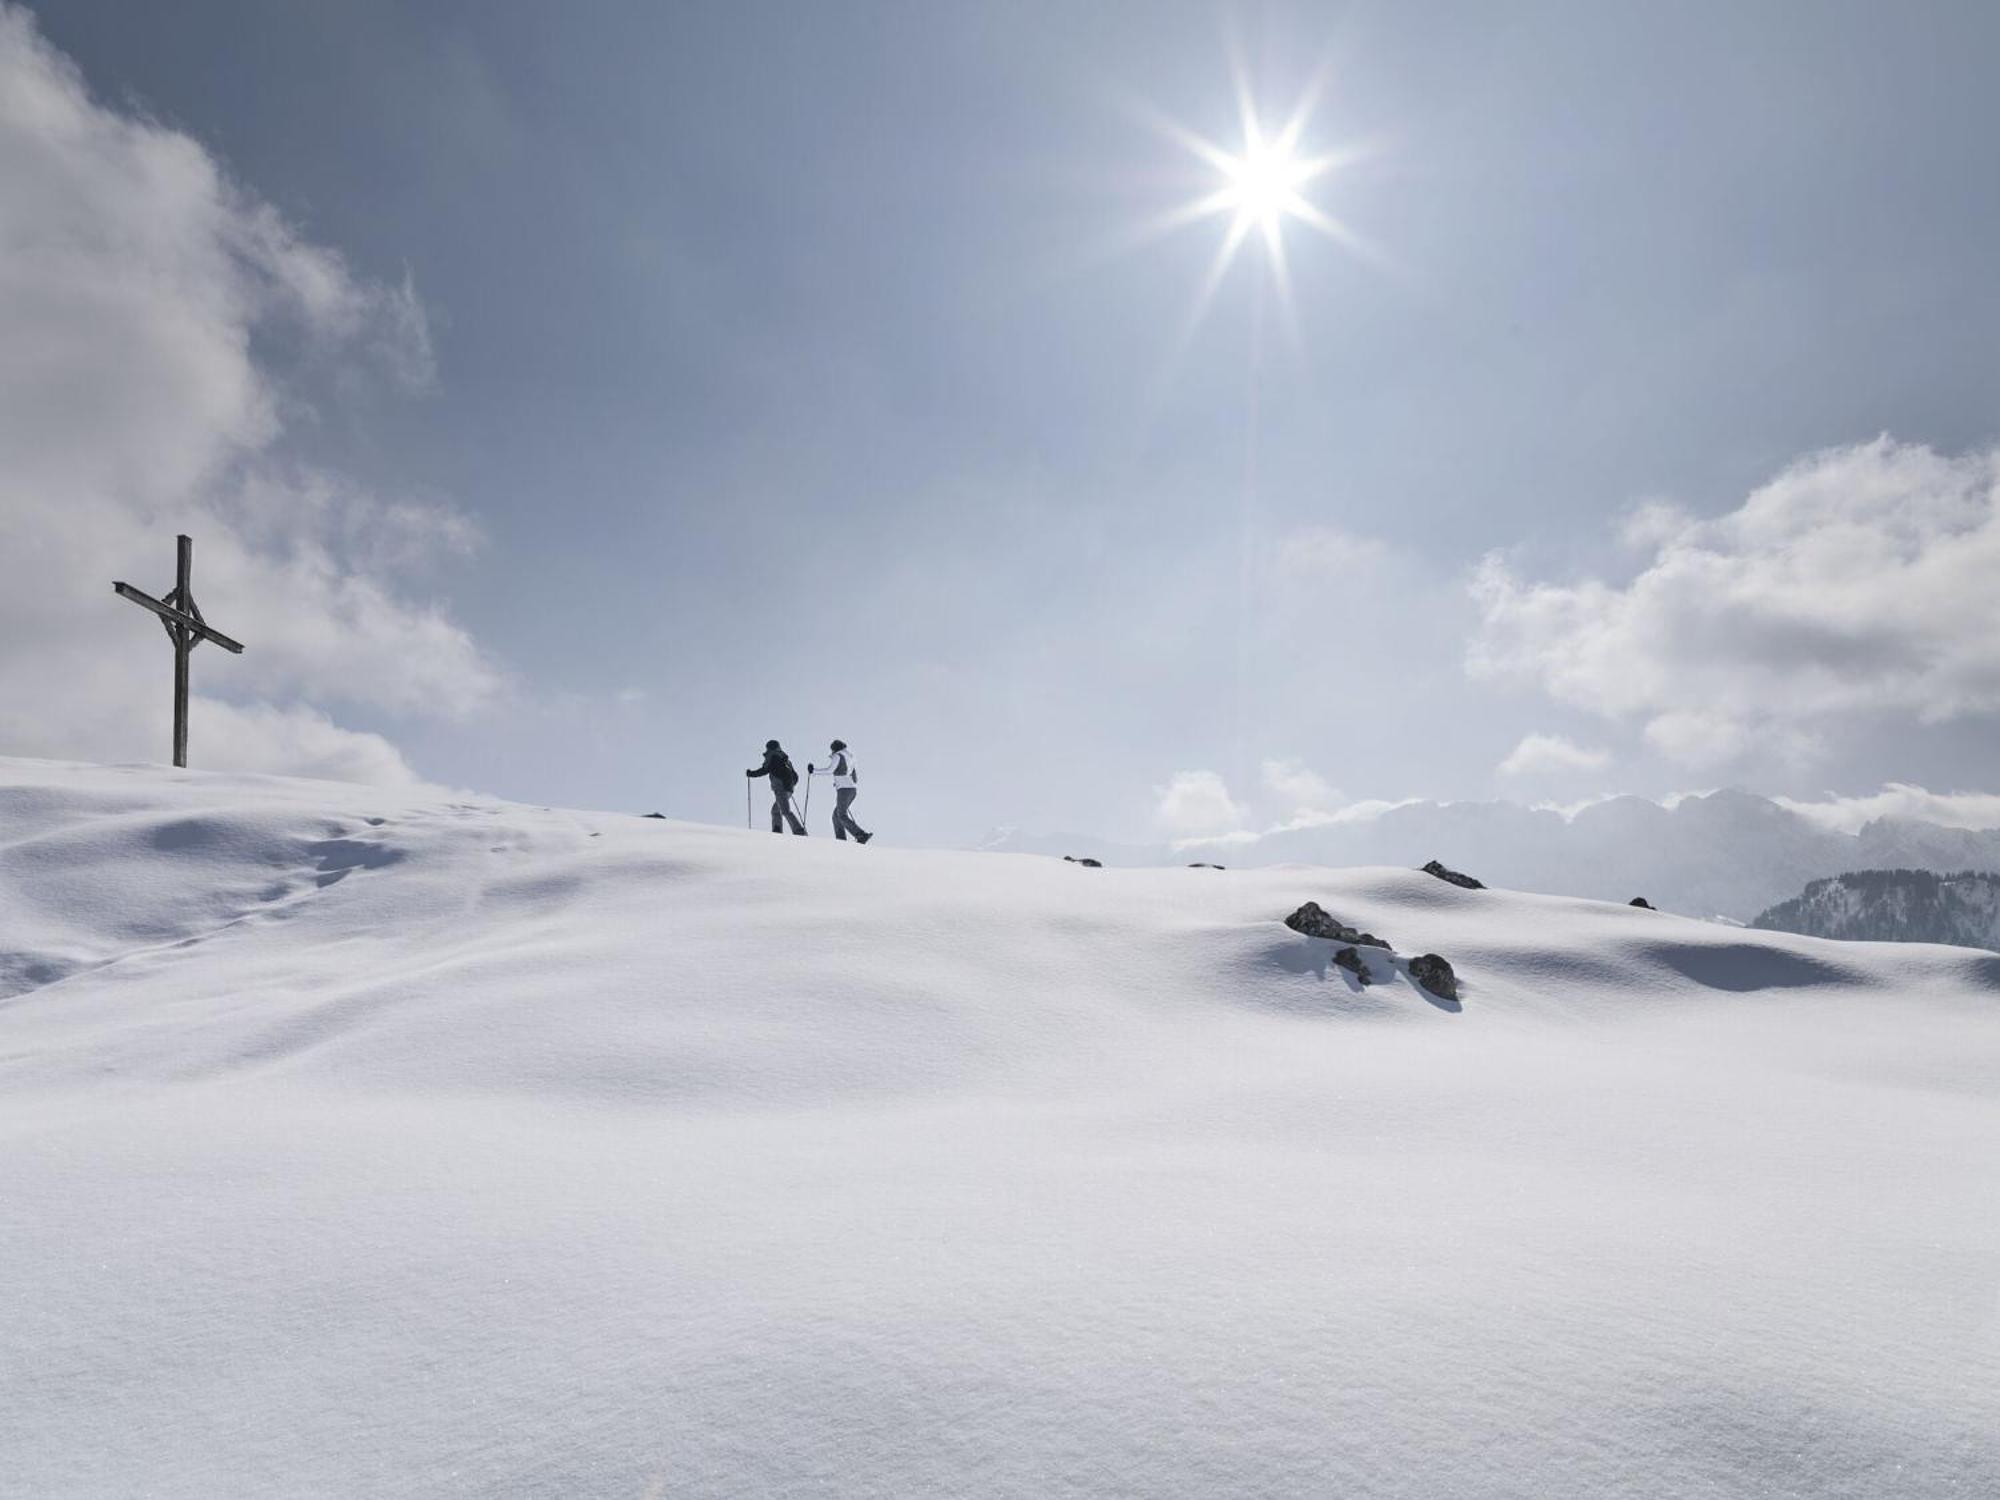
[4,757,2000,1498]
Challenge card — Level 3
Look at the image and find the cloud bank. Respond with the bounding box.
[0,5,496,783]
[1497,733,1612,777]
[1259,757,1343,817]
[1469,438,2000,770]
[1153,770,1247,838]
[1774,782,2000,836]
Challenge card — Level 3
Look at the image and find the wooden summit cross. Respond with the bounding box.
[113,534,245,769]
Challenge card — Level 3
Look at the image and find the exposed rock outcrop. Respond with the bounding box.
[1408,953,1458,1001]
[1063,856,1103,868]
[1420,859,1484,890]
[1284,902,1390,950]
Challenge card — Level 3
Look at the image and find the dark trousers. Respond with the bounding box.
[832,787,869,841]
[770,786,804,834]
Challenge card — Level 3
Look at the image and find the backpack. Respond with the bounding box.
[773,752,798,793]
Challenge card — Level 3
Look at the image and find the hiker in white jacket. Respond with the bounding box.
[809,740,872,844]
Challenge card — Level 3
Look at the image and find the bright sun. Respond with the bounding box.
[1219,133,1315,234]
[1182,106,1352,290]
[1136,70,1378,336]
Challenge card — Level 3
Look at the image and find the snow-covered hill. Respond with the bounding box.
[987,788,2000,920]
[1753,868,2000,951]
[5,758,2000,1498]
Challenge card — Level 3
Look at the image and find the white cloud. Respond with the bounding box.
[1315,796,1424,825]
[1166,770,1425,851]
[185,700,423,787]
[1617,500,1694,551]
[1497,732,1613,777]
[1154,770,1247,838]
[1775,783,2000,835]
[0,7,496,783]
[1259,757,1342,815]
[1637,711,1746,768]
[1470,438,2000,767]
[1273,525,1391,578]
[1190,784,2000,857]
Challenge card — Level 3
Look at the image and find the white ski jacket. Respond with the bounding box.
[813,749,858,790]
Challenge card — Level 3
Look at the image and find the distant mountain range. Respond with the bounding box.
[978,789,2000,921]
[1751,870,2000,951]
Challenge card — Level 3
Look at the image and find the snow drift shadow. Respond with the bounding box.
[307,837,407,888]
[1638,941,1859,992]
[0,952,77,1002]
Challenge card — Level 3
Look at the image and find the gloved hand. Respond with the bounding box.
[808,764,816,773]
[744,769,754,777]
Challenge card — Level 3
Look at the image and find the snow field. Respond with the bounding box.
[2,758,1998,1497]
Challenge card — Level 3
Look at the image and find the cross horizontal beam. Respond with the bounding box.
[113,581,246,654]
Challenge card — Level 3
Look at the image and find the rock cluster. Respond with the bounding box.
[1284,903,1461,1002]
[1421,859,1484,890]
[1283,904,1462,1001]
[1283,902,1390,949]
[1331,946,1372,985]
[1063,856,1103,868]
[1187,862,1227,870]
[1408,953,1458,1001]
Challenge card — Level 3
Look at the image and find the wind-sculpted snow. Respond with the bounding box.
[2,757,1998,1498]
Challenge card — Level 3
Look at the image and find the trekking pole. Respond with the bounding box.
[801,774,812,824]
[745,779,751,830]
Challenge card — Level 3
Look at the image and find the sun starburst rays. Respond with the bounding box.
[1134,78,1378,352]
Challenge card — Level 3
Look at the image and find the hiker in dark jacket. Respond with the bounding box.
[745,740,806,834]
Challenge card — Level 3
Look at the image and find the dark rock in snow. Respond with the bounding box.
[1629,897,1654,909]
[1332,946,1372,985]
[1187,862,1227,870]
[1064,856,1103,868]
[1421,859,1485,890]
[642,812,667,820]
[1283,902,1390,950]
[1408,953,1458,1001]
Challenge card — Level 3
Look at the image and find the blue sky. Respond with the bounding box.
[9,1,2000,842]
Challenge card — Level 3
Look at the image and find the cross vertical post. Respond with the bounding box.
[113,533,246,770]
[172,534,193,768]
